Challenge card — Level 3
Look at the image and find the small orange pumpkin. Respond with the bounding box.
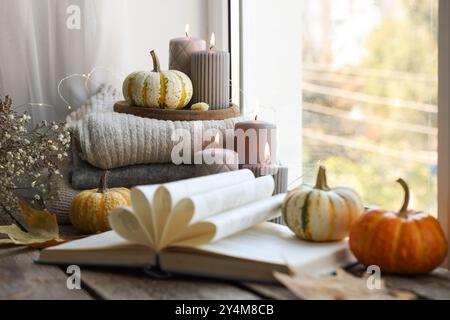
[349,179,447,274]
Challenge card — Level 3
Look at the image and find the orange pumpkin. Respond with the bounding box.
[349,179,447,274]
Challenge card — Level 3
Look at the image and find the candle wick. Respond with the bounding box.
[255,115,258,121]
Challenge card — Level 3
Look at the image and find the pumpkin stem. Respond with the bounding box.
[98,171,109,193]
[397,178,410,217]
[314,166,330,191]
[150,50,161,72]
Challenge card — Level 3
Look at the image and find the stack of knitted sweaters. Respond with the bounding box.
[67,85,243,189]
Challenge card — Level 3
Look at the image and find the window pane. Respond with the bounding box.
[302,0,438,213]
[240,0,303,182]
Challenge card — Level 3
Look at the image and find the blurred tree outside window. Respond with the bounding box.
[302,0,438,214]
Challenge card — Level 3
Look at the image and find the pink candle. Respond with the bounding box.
[169,24,206,78]
[234,117,277,165]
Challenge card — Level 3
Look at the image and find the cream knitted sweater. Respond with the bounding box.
[68,85,244,169]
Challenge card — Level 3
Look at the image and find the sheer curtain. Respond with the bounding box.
[0,0,130,123]
[0,0,209,124]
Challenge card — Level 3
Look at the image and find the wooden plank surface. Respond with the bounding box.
[3,207,450,300]
[241,283,297,300]
[244,265,450,300]
[54,226,263,299]
[48,224,263,299]
[347,264,450,300]
[0,210,92,300]
[78,268,261,300]
[0,246,92,300]
[0,209,262,300]
[383,268,450,300]
[114,101,240,121]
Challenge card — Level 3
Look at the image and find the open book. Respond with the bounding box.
[38,170,355,282]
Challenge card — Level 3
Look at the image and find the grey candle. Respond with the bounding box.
[169,24,206,78]
[191,33,230,110]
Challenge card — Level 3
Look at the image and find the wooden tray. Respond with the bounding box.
[114,101,240,121]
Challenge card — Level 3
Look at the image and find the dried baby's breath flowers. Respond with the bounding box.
[0,95,70,212]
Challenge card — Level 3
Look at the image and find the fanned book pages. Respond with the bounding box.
[38,170,355,282]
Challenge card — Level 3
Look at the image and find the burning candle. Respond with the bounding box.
[234,116,277,165]
[169,24,206,78]
[191,33,230,109]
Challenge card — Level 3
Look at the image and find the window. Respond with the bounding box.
[234,0,439,215]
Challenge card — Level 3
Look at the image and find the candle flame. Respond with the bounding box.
[209,32,215,50]
[214,132,220,144]
[185,24,190,37]
[264,142,271,163]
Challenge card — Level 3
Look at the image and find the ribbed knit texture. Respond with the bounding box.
[67,85,245,170]
[45,183,79,225]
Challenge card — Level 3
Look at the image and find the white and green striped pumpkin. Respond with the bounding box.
[122,50,193,109]
[282,166,364,242]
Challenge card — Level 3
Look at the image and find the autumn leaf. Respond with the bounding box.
[0,202,64,248]
[274,268,416,300]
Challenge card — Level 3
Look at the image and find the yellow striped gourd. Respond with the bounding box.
[282,166,364,242]
[70,171,131,234]
[122,50,193,109]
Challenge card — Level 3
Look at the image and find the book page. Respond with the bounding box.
[179,176,274,224]
[38,231,155,267]
[166,194,284,248]
[129,184,159,245]
[119,169,255,248]
[191,222,354,274]
[149,169,255,240]
[159,176,275,247]
[43,230,135,251]
[108,206,153,247]
[207,193,284,242]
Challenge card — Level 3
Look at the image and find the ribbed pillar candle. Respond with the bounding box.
[191,48,230,110]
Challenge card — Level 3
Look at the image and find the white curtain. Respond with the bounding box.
[0,0,209,125]
[0,0,209,124]
[0,0,130,123]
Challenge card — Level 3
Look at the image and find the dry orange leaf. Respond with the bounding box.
[274,268,416,300]
[0,202,65,248]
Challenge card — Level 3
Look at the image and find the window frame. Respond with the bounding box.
[207,0,240,108]
[438,0,450,268]
[228,0,450,268]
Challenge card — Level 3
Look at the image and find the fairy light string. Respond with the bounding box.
[57,66,120,110]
